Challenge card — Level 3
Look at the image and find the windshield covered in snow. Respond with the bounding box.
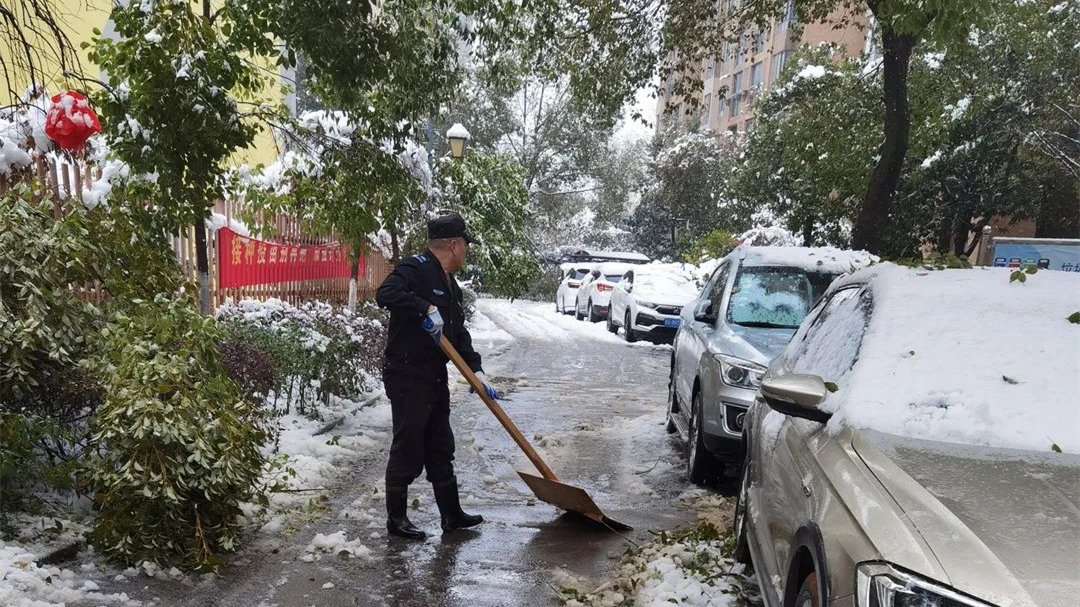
[727,267,836,329]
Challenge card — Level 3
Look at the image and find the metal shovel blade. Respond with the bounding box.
[517,471,631,531]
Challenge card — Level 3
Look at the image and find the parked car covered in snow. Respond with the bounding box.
[668,246,872,483]
[608,268,699,342]
[575,262,636,322]
[733,264,1080,607]
[555,263,595,314]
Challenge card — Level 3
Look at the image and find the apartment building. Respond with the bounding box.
[656,2,870,134]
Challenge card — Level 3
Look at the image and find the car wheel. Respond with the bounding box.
[588,299,600,323]
[606,310,618,333]
[733,456,752,565]
[624,311,638,343]
[687,389,721,485]
[795,573,821,607]
[575,299,584,321]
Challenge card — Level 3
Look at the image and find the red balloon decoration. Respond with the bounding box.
[44,91,101,150]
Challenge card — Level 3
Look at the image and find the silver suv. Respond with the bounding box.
[667,246,864,483]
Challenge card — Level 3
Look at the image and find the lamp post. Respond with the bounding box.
[446,123,470,160]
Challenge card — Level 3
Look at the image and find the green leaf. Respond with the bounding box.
[824,381,839,393]
[1051,443,1062,453]
[1067,312,1080,324]
[1002,375,1019,385]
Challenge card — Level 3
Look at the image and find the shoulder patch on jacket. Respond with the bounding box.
[412,254,429,263]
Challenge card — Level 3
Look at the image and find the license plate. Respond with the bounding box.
[664,318,681,328]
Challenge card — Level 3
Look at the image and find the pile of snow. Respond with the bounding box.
[300,531,373,562]
[477,299,668,350]
[560,525,756,607]
[814,265,1080,453]
[0,542,136,607]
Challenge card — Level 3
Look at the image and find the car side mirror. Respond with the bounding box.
[693,300,716,324]
[760,374,832,423]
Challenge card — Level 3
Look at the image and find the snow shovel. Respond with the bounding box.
[439,334,630,531]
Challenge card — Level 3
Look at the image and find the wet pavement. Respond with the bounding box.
[101,300,719,607]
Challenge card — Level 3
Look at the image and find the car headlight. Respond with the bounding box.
[636,300,657,309]
[857,563,995,607]
[714,354,766,389]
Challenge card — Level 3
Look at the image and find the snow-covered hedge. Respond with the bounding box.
[216,298,387,415]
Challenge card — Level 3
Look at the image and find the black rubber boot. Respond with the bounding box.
[433,476,483,532]
[386,485,427,540]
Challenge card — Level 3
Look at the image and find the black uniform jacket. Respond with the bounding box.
[375,250,483,379]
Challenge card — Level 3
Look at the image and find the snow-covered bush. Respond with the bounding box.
[88,295,268,570]
[216,298,387,415]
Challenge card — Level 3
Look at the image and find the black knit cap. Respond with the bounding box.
[427,213,477,244]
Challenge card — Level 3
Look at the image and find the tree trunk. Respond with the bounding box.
[851,22,916,253]
[194,218,211,315]
[389,225,400,264]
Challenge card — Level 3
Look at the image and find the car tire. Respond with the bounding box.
[733,456,752,565]
[795,573,821,607]
[588,299,600,323]
[606,311,618,333]
[687,389,721,485]
[575,299,584,321]
[624,311,638,343]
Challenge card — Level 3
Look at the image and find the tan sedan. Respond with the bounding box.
[733,268,1080,607]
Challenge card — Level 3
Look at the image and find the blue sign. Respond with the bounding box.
[992,242,1080,272]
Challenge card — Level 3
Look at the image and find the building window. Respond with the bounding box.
[666,71,676,97]
[744,118,755,132]
[718,96,727,119]
[753,29,766,55]
[702,93,713,128]
[730,72,742,116]
[721,42,731,72]
[751,62,763,87]
[706,56,715,80]
[737,35,747,65]
[781,0,796,29]
[771,50,792,80]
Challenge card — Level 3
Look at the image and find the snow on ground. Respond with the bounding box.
[0,543,139,607]
[557,524,757,607]
[811,265,1080,453]
[300,531,373,562]
[253,394,391,536]
[477,299,670,349]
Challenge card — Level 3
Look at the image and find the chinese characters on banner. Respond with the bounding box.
[217,228,363,288]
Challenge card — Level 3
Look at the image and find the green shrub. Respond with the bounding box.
[0,185,102,402]
[216,299,386,415]
[88,294,268,570]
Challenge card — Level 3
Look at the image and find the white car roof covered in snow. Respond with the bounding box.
[804,263,1080,454]
[597,262,637,276]
[734,245,875,274]
[560,262,595,271]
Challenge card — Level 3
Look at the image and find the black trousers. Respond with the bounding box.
[383,369,455,487]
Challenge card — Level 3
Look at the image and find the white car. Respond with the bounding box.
[555,263,595,314]
[574,262,636,322]
[608,269,699,342]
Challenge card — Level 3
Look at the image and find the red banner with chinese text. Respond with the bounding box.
[217,228,362,288]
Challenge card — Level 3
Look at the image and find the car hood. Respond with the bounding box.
[855,430,1080,607]
[723,324,796,363]
[633,288,695,307]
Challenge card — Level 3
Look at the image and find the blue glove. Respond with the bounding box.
[421,306,444,342]
[471,371,498,400]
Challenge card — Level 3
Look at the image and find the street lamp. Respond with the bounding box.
[446,122,470,160]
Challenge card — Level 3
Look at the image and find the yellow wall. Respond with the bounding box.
[1,0,282,167]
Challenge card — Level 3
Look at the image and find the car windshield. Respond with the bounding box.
[568,269,589,280]
[635,274,695,295]
[604,274,624,282]
[727,267,836,329]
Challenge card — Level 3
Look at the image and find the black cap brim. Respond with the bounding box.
[464,234,478,245]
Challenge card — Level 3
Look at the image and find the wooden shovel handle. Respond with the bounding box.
[438,334,558,481]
